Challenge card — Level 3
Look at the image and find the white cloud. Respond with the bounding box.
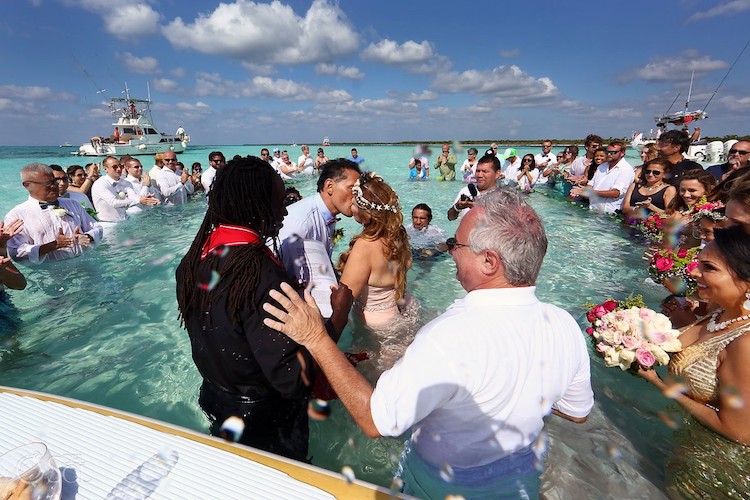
[152,78,179,92]
[71,1,159,38]
[626,50,728,82]
[321,98,418,116]
[171,67,186,78]
[174,101,211,113]
[603,108,642,119]
[361,39,450,73]
[0,85,75,101]
[315,63,365,79]
[193,72,352,102]
[119,52,160,74]
[687,0,750,22]
[387,90,438,101]
[432,65,558,105]
[242,62,277,76]
[163,0,358,64]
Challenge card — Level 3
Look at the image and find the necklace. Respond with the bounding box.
[643,182,664,192]
[706,308,750,332]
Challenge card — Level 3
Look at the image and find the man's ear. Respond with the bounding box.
[482,249,503,275]
[323,178,334,196]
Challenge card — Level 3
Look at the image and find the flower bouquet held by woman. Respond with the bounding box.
[648,247,699,296]
[585,295,682,371]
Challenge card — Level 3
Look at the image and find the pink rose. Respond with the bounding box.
[636,349,655,368]
[596,342,610,352]
[586,327,594,336]
[646,330,667,345]
[685,261,698,273]
[603,300,618,312]
[655,257,674,272]
[622,336,641,350]
[677,248,688,258]
[593,305,608,318]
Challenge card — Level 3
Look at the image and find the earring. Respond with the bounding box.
[743,292,750,312]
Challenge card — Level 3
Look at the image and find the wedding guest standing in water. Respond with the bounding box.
[176,157,351,461]
[637,225,750,497]
[263,188,593,498]
[5,163,102,264]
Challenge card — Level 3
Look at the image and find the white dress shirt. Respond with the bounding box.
[502,157,522,186]
[4,197,103,263]
[588,159,635,213]
[297,154,314,175]
[154,167,194,205]
[370,286,593,468]
[201,166,217,194]
[278,194,336,275]
[60,190,94,211]
[91,175,140,222]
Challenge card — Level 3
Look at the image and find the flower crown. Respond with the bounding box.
[352,172,400,213]
[691,196,726,223]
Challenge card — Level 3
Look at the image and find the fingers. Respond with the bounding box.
[262,301,288,325]
[58,227,64,235]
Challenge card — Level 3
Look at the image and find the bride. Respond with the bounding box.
[336,172,415,371]
[638,224,750,497]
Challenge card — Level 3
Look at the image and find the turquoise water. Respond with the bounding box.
[1,145,673,496]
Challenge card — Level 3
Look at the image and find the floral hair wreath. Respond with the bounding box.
[352,171,400,213]
[691,196,727,223]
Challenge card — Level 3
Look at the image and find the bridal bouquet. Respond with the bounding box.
[636,213,664,242]
[585,296,682,371]
[648,247,699,296]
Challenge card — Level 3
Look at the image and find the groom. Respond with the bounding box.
[263,188,593,498]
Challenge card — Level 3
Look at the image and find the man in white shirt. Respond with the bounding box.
[296,145,315,175]
[278,159,361,279]
[201,151,225,194]
[154,151,194,205]
[270,148,282,171]
[501,148,522,186]
[533,140,556,184]
[263,188,593,499]
[122,156,161,214]
[91,156,159,222]
[5,163,102,263]
[573,141,634,213]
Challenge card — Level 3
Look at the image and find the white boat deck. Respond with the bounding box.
[0,388,392,499]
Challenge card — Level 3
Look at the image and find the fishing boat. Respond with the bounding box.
[322,137,331,146]
[0,386,397,499]
[75,86,189,157]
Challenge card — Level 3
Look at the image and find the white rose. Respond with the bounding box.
[603,348,619,367]
[618,349,636,371]
[53,208,68,218]
[118,191,126,199]
[601,329,617,344]
[651,314,673,332]
[649,345,670,365]
[660,337,682,353]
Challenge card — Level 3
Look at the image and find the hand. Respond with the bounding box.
[142,172,151,185]
[0,219,23,245]
[263,282,328,347]
[87,163,100,178]
[55,227,74,249]
[180,171,189,184]
[140,194,160,206]
[329,283,354,316]
[73,227,92,247]
[635,365,662,386]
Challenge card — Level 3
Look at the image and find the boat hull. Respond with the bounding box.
[75,140,188,157]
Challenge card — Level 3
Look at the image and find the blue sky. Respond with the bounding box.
[1,0,749,146]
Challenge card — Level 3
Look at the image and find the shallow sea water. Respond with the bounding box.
[1,144,673,496]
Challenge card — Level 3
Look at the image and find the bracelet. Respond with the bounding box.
[453,203,460,212]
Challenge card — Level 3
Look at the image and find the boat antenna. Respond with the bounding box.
[123,82,131,101]
[684,70,695,115]
[702,40,749,113]
[71,54,106,97]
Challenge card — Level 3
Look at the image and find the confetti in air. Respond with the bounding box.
[219,416,245,442]
[340,466,355,484]
[307,399,331,421]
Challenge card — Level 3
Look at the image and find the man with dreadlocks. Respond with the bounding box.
[175,157,351,461]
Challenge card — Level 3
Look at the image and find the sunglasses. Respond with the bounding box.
[729,149,750,155]
[163,158,177,162]
[446,237,470,252]
[523,158,533,162]
[605,150,621,155]
[644,169,663,176]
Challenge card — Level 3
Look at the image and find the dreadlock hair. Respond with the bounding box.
[176,156,283,327]
[337,172,411,301]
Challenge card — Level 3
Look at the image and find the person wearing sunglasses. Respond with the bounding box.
[656,129,702,186]
[571,140,635,213]
[5,163,102,263]
[707,140,750,182]
[261,188,593,499]
[621,158,676,218]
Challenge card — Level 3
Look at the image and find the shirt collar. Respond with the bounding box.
[313,193,336,225]
[463,286,538,307]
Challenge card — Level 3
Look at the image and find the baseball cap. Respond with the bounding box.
[504,148,517,158]
[273,148,280,153]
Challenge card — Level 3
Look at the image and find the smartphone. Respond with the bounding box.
[467,183,478,198]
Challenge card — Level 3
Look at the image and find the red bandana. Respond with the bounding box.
[200,224,280,266]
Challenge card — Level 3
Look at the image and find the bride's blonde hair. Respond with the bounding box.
[337,172,411,300]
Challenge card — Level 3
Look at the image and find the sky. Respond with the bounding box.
[1,0,749,146]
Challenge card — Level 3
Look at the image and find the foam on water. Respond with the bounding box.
[0,145,673,494]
